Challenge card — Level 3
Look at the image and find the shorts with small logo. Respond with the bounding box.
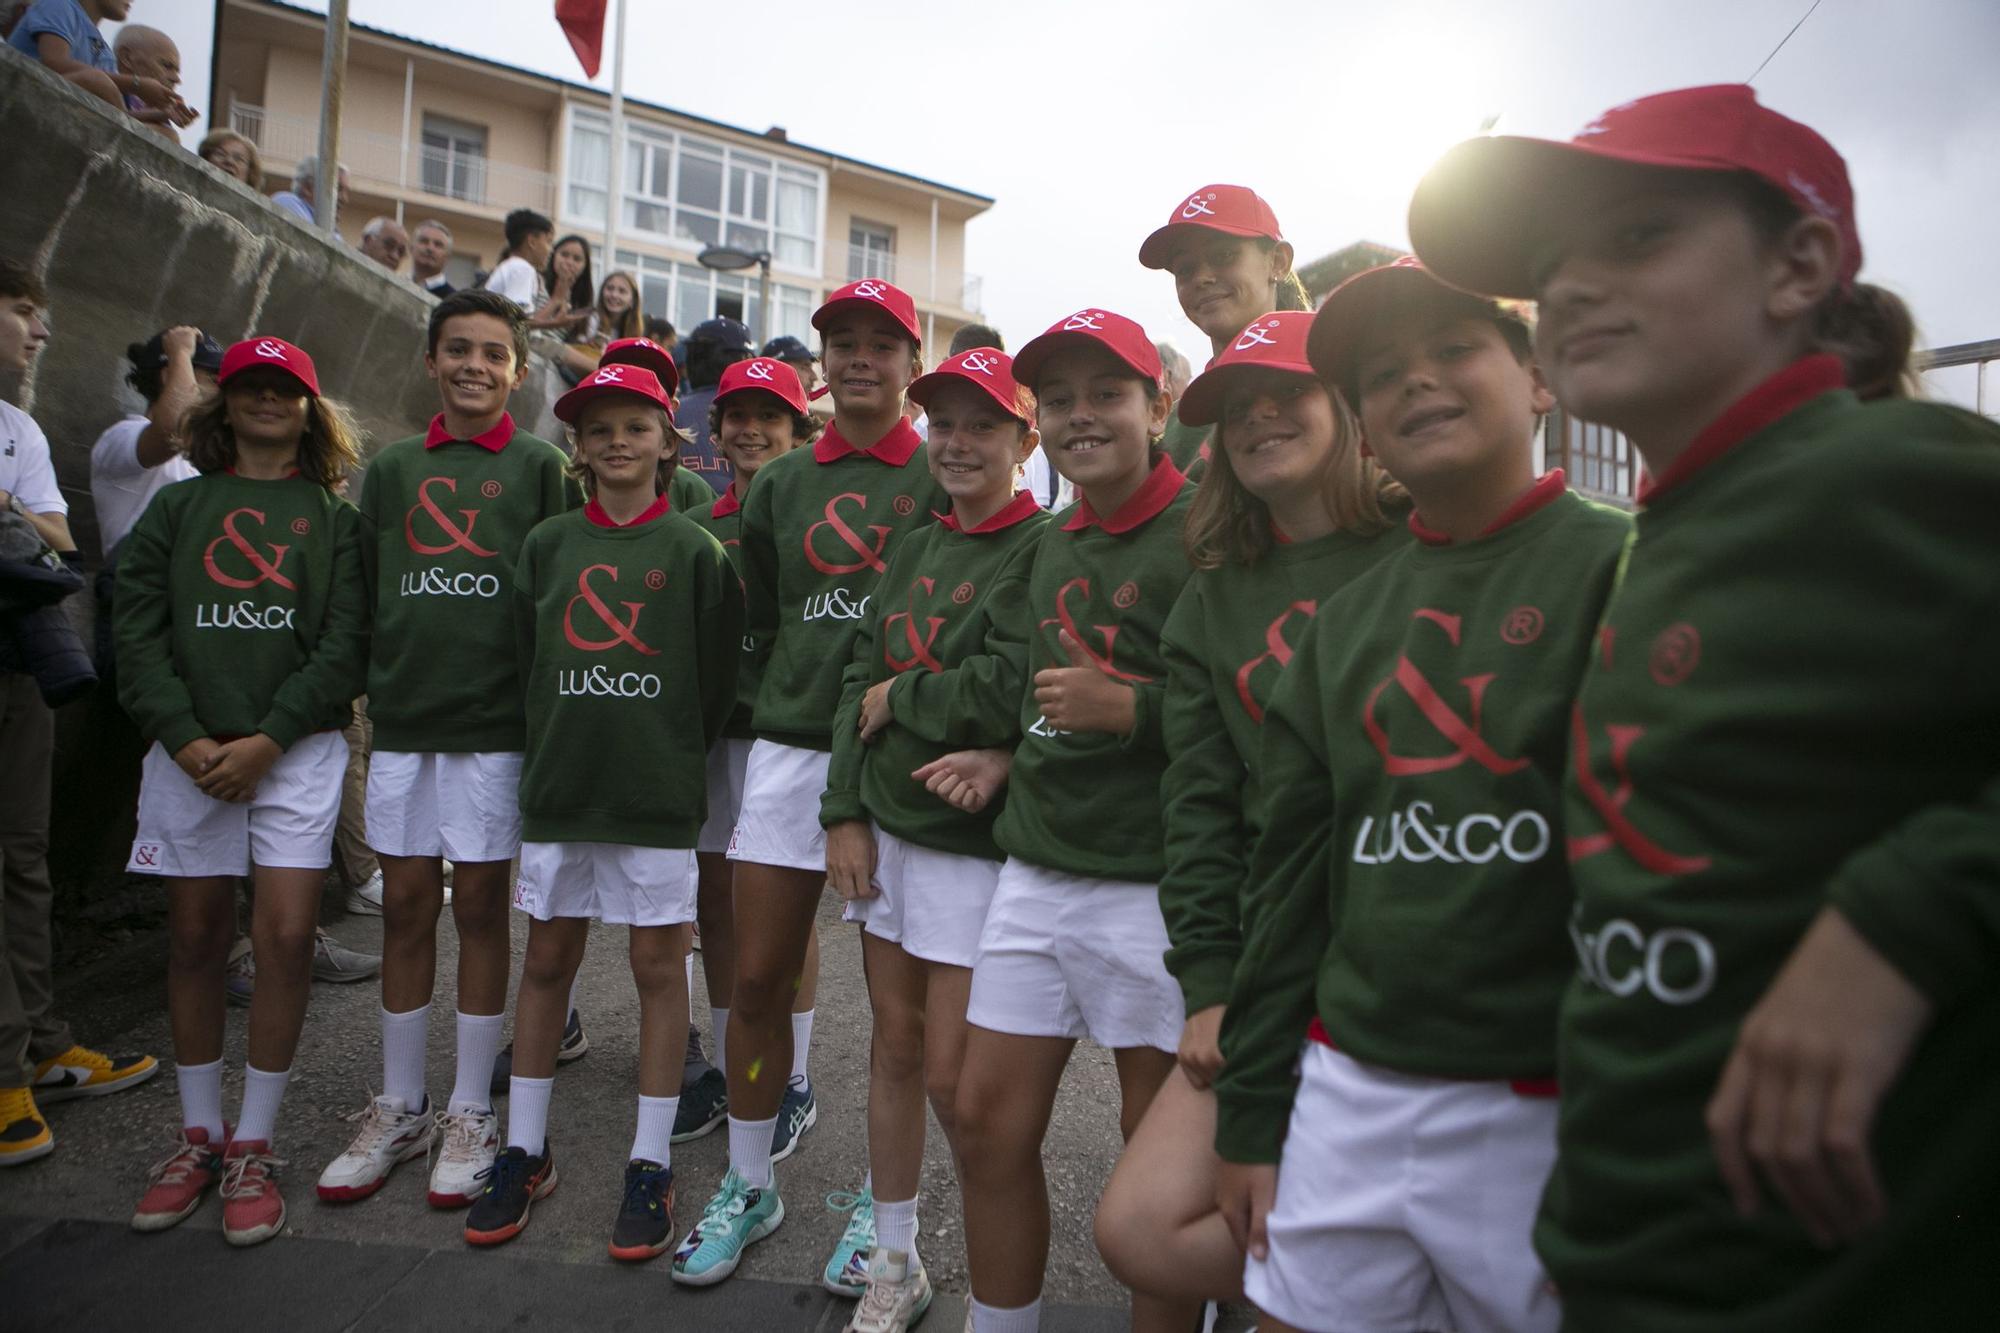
[366,750,523,862]
[726,739,830,872]
[841,825,1000,969]
[965,857,1183,1052]
[128,732,349,878]
[514,841,698,927]
[1245,1042,1560,1333]
[696,737,753,855]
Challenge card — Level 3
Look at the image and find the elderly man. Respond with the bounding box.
[358,216,409,275]
[409,219,455,297]
[270,155,350,227]
[111,24,195,141]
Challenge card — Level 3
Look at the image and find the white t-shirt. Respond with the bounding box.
[483,256,544,310]
[1022,449,1056,510]
[0,399,66,514]
[90,415,199,555]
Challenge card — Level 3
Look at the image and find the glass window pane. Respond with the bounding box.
[640,274,671,325]
[570,123,608,189]
[776,177,816,231]
[569,185,606,225]
[675,264,710,332]
[625,198,672,234]
[733,150,770,173]
[728,164,749,218]
[678,152,722,212]
[676,210,719,247]
[775,235,812,267]
[778,284,813,342]
[727,222,770,254]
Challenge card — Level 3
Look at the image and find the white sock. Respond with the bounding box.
[710,1007,729,1076]
[233,1064,291,1145]
[450,1011,505,1116]
[175,1057,225,1140]
[790,1008,814,1087]
[874,1193,919,1257]
[684,951,694,995]
[727,1114,777,1190]
[381,1003,429,1111]
[507,1075,553,1155]
[631,1094,677,1166]
[971,1297,1042,1333]
[567,974,581,1021]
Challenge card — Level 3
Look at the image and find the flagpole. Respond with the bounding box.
[601,0,627,275]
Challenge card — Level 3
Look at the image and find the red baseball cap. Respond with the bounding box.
[1177,311,1318,427]
[1409,84,1861,298]
[553,363,675,424]
[713,356,810,416]
[908,347,1031,424]
[599,337,681,399]
[812,279,922,344]
[1011,308,1162,392]
[1138,184,1285,270]
[218,336,320,396]
[1307,257,1529,405]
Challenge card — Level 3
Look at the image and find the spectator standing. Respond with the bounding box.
[409,220,454,298]
[671,316,753,493]
[556,267,641,380]
[482,209,560,323]
[1154,340,1192,405]
[358,217,410,276]
[9,0,180,126]
[111,23,194,141]
[197,128,260,189]
[760,335,817,397]
[90,327,210,560]
[529,234,592,334]
[270,155,349,227]
[643,317,676,352]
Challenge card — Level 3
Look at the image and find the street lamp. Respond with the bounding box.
[696,244,773,347]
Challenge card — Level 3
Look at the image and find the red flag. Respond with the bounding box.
[555,0,608,78]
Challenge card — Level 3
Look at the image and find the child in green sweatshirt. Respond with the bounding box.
[1409,83,2000,1333]
[462,363,739,1263]
[1094,309,1412,1319]
[1211,261,1632,1333]
[119,337,368,1247]
[950,309,1197,1333]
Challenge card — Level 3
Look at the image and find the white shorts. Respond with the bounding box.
[696,737,753,855]
[514,841,698,927]
[1245,1042,1561,1333]
[965,858,1183,1052]
[127,732,348,878]
[841,826,1000,969]
[366,750,523,862]
[726,740,830,872]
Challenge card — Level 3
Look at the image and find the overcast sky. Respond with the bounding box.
[123,0,1998,405]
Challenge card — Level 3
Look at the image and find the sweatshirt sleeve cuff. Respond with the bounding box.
[819,788,865,829]
[1828,852,1988,1009]
[256,710,307,752]
[1119,683,1165,755]
[156,715,209,756]
[1173,955,1237,1017]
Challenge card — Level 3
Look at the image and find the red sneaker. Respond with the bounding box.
[131,1126,226,1232]
[220,1139,287,1247]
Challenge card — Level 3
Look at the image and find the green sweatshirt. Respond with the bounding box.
[356,415,580,753]
[1214,481,1631,1164]
[1159,405,1210,478]
[1535,360,2000,1332]
[688,479,757,740]
[821,491,1050,860]
[739,421,945,750]
[668,464,716,514]
[1160,518,1413,1016]
[115,472,367,754]
[513,495,742,847]
[992,455,1197,881]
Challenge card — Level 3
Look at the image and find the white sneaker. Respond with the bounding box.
[316,1093,433,1202]
[428,1105,498,1207]
[345,869,384,916]
[845,1249,933,1333]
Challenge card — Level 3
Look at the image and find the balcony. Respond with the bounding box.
[842,244,982,314]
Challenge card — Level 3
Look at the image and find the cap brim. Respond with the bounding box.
[1177,359,1317,428]
[907,368,1024,422]
[221,365,318,397]
[811,296,920,342]
[713,381,807,417]
[554,380,666,424]
[1305,265,1460,390]
[1137,220,1271,270]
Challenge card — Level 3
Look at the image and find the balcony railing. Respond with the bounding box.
[1919,339,1999,416]
[846,243,896,284]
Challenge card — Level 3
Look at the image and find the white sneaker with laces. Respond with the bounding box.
[345,869,385,916]
[846,1249,932,1333]
[316,1093,433,1202]
[428,1105,498,1207]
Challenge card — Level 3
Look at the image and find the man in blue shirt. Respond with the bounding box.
[9,0,180,125]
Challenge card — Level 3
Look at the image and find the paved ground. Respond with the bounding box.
[2,880,1252,1330]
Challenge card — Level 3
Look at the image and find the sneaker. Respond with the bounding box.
[490,1011,588,1096]
[344,868,385,916]
[822,1184,877,1296]
[219,1139,287,1246]
[671,1067,728,1144]
[224,938,256,1007]
[669,1167,784,1286]
[32,1044,158,1103]
[462,1142,556,1246]
[846,1248,934,1332]
[771,1078,817,1163]
[0,1087,53,1167]
[132,1126,226,1231]
[316,1093,433,1202]
[608,1159,676,1262]
[428,1104,499,1207]
[312,928,381,984]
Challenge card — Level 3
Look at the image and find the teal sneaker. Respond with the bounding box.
[821,1183,877,1296]
[670,1167,784,1286]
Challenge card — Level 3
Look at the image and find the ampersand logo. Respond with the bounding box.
[1062,310,1106,332]
[853,280,888,302]
[893,494,916,517]
[202,508,297,591]
[1500,606,1544,645]
[1112,581,1139,609]
[405,475,500,558]
[1649,623,1700,686]
[804,493,891,575]
[1234,599,1317,723]
[882,576,947,674]
[745,359,776,381]
[253,339,288,359]
[960,350,999,376]
[1179,192,1218,219]
[290,517,311,535]
[1038,578,1153,683]
[644,569,667,591]
[1233,319,1281,351]
[481,479,503,499]
[1566,703,1712,875]
[1362,609,1530,777]
[592,365,629,384]
[951,582,974,605]
[132,843,160,868]
[562,563,660,655]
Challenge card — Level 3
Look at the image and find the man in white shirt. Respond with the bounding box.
[480,208,553,311]
[90,327,213,560]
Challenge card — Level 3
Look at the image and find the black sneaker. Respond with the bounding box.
[462,1143,556,1246]
[607,1159,675,1262]
[671,1067,728,1144]
[491,1012,591,1095]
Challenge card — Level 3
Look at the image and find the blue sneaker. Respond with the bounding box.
[770,1078,818,1163]
[670,1167,784,1286]
[821,1183,875,1296]
[672,1067,728,1144]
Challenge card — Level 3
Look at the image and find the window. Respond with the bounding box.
[421,114,487,203]
[615,248,814,344]
[775,165,818,269]
[567,118,608,223]
[622,127,675,236]
[849,221,895,282]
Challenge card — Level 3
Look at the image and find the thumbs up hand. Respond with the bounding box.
[1033,629,1138,736]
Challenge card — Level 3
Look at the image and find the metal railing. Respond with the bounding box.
[846,243,896,284]
[1918,339,1999,416]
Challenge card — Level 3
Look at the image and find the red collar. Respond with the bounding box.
[1639,355,1845,505]
[1062,454,1188,534]
[424,413,516,453]
[1270,518,1294,545]
[585,492,673,528]
[936,489,1040,535]
[813,419,924,467]
[223,466,302,478]
[1409,469,1567,547]
[708,480,742,519]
